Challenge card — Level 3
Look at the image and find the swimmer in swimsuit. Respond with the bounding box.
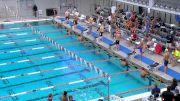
[163,49,170,74]
[73,16,78,28]
[97,24,105,42]
[121,58,128,66]
[77,35,82,41]
[60,91,68,101]
[140,67,147,78]
[139,40,144,60]
[66,29,71,35]
[48,93,53,101]
[114,28,121,51]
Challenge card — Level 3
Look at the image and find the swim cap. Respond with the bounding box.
[165,48,168,52]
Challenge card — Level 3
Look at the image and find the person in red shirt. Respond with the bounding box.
[131,27,137,41]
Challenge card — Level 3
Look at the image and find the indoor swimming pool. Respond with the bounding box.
[0,20,162,101]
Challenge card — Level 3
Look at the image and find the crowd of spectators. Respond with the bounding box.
[93,5,180,70]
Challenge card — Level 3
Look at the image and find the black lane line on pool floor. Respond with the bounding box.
[0,34,39,42]
[0,30,32,34]
[7,89,18,101]
[0,42,48,51]
[0,59,70,73]
[26,80,106,101]
[0,29,60,42]
[0,49,58,61]
[0,24,54,33]
[0,68,89,89]
[0,57,73,75]
[0,43,53,55]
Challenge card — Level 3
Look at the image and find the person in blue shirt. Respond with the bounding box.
[151,84,161,98]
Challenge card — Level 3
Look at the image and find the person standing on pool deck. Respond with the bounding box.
[88,17,93,35]
[132,39,144,60]
[98,24,105,36]
[33,4,38,17]
[139,39,144,60]
[73,14,78,29]
[163,49,170,74]
[114,28,121,51]
[65,9,70,21]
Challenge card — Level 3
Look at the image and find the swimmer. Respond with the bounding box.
[65,9,70,21]
[77,35,82,41]
[88,17,93,35]
[121,58,128,66]
[73,16,78,28]
[69,95,75,101]
[139,39,144,60]
[60,91,68,101]
[97,24,105,42]
[0,24,4,29]
[114,28,121,51]
[163,49,170,73]
[66,29,71,35]
[140,67,147,78]
[127,27,137,46]
[48,93,53,101]
[98,24,105,36]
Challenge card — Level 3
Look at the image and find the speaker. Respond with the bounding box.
[46,8,57,16]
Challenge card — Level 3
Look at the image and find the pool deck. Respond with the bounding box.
[54,16,180,83]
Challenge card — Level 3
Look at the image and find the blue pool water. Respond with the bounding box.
[0,21,161,101]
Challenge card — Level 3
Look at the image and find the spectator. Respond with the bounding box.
[161,86,174,101]
[166,31,174,48]
[140,67,147,78]
[65,9,70,20]
[48,93,53,101]
[151,84,161,98]
[95,5,101,14]
[33,4,38,17]
[172,48,180,66]
[170,79,178,91]
[176,82,180,93]
[146,37,154,49]
[174,89,180,101]
[155,43,162,54]
[111,23,116,38]
[53,8,57,16]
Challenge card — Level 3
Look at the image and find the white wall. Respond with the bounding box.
[0,0,18,18]
[0,0,109,18]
